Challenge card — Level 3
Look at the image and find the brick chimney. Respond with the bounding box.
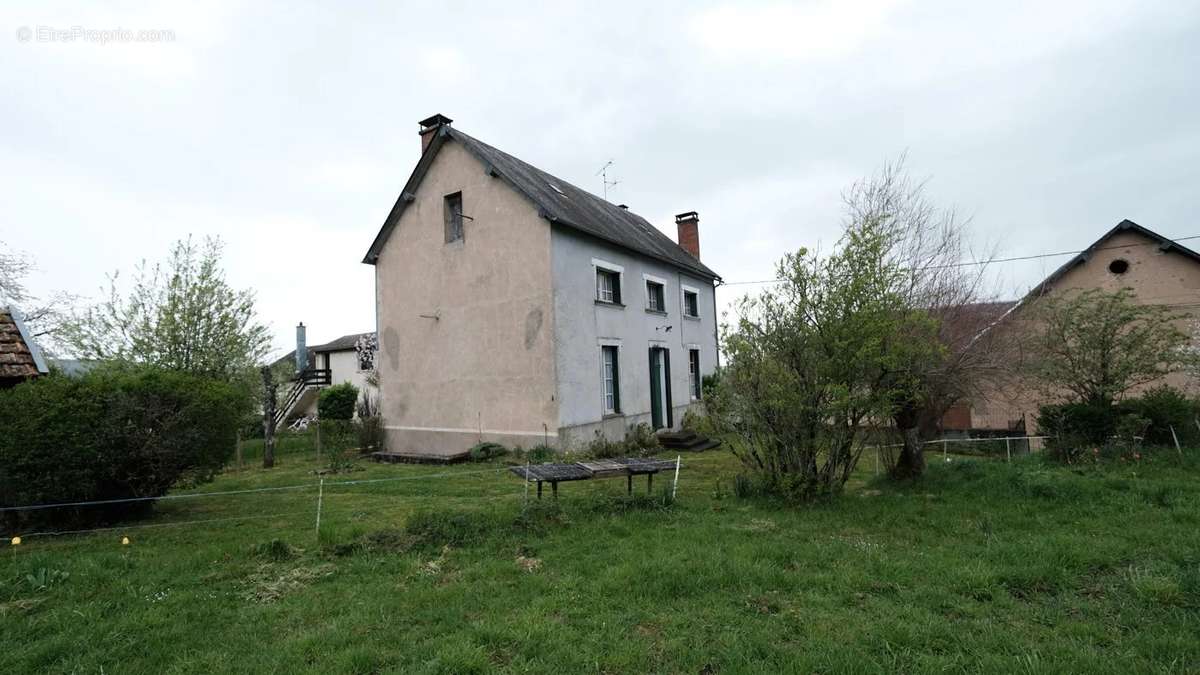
[418,114,453,154]
[675,211,700,259]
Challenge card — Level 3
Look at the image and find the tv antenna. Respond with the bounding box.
[595,160,620,201]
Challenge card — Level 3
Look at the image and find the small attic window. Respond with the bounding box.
[1108,259,1130,275]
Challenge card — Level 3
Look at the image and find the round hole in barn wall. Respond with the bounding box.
[1108,259,1130,275]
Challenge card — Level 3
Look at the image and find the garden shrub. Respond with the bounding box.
[467,442,508,462]
[1039,402,1117,450]
[1116,386,1198,448]
[318,383,359,420]
[584,424,660,459]
[1040,386,1198,462]
[514,445,556,464]
[355,390,385,454]
[0,365,240,530]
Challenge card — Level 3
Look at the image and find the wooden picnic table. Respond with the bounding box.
[509,457,676,499]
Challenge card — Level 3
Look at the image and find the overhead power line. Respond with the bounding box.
[718,234,1200,286]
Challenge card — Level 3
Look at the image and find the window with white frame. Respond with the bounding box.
[688,349,701,400]
[683,290,699,318]
[596,268,621,304]
[601,345,620,413]
[646,280,665,312]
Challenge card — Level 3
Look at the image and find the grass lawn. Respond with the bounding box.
[2,445,1198,674]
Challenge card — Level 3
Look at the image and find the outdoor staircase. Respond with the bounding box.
[273,368,331,427]
[656,429,722,453]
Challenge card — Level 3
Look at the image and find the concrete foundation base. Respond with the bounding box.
[556,403,699,452]
[383,426,556,459]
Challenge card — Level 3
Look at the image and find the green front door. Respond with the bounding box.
[649,348,664,430]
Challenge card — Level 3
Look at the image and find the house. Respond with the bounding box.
[945,219,1200,435]
[363,114,721,457]
[0,306,49,388]
[273,322,378,424]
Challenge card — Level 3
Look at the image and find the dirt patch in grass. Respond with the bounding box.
[515,555,542,573]
[243,563,334,603]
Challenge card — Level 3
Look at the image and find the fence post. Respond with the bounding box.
[236,431,243,471]
[523,455,531,507]
[1170,425,1182,460]
[314,476,324,543]
[1005,438,1011,462]
[943,439,949,461]
[672,455,681,500]
[316,420,322,462]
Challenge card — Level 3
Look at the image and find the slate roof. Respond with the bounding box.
[0,307,49,382]
[310,332,373,353]
[364,121,720,281]
[271,347,314,372]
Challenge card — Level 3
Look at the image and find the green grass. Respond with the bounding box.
[2,449,1198,673]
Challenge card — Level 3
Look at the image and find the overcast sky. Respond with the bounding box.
[3,1,1198,356]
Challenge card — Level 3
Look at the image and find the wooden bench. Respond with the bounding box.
[509,457,676,499]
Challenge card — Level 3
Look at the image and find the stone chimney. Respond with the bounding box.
[675,211,700,259]
[295,322,308,372]
[419,113,453,154]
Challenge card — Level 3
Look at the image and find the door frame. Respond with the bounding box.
[648,346,673,430]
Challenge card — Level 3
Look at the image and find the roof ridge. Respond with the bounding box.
[362,123,719,280]
[446,127,719,279]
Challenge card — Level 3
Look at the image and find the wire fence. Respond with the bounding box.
[1,434,1057,551]
[1,456,690,549]
[868,435,1049,475]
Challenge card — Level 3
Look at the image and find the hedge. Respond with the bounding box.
[0,365,241,530]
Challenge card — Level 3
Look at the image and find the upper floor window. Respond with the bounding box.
[444,192,463,243]
[596,268,621,304]
[683,290,699,318]
[646,281,665,312]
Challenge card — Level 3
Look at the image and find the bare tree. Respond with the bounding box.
[843,155,1012,477]
[0,241,76,350]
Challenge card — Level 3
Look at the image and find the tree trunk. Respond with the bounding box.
[892,402,925,478]
[261,366,277,469]
[894,426,925,478]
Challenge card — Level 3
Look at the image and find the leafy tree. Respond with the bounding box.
[714,217,934,499]
[1027,288,1191,408]
[62,237,271,394]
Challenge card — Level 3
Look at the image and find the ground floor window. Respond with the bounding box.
[602,345,620,414]
[688,349,701,400]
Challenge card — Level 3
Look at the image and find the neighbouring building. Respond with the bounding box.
[274,322,378,423]
[0,306,49,388]
[363,114,721,458]
[945,219,1200,436]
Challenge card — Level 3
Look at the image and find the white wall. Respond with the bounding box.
[550,225,718,446]
[293,349,378,418]
[323,349,375,394]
